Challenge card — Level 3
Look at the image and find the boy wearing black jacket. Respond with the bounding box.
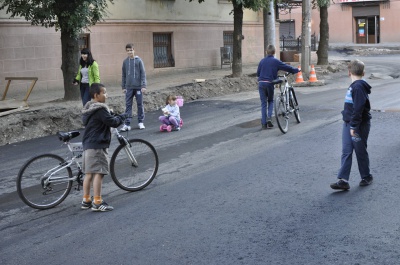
[331,60,373,190]
[81,83,125,211]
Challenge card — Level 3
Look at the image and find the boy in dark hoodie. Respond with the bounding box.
[331,59,373,190]
[81,83,125,211]
[257,44,299,129]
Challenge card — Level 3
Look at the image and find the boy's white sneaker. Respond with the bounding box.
[138,123,145,129]
[120,125,131,132]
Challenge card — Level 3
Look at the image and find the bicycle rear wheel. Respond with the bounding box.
[289,87,301,123]
[16,154,73,209]
[110,139,159,192]
[275,95,289,133]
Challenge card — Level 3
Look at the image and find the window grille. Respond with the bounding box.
[153,33,175,68]
[78,34,90,50]
[223,31,233,51]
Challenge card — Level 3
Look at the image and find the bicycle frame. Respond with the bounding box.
[41,143,83,190]
[277,75,288,115]
[44,128,139,188]
[112,128,139,167]
[277,73,295,116]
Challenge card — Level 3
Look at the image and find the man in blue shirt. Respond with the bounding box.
[257,45,299,129]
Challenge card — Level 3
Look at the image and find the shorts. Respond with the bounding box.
[82,148,110,175]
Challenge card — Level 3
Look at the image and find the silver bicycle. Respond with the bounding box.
[273,72,301,134]
[16,128,159,210]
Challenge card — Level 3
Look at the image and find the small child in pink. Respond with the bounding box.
[159,95,181,131]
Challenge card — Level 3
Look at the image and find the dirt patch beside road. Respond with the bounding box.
[0,75,261,146]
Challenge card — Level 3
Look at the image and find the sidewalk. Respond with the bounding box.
[329,42,400,49]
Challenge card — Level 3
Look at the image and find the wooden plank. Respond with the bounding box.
[2,77,39,104]
[0,105,29,117]
[1,79,11,101]
[5,77,38,81]
[0,99,28,108]
[0,99,29,117]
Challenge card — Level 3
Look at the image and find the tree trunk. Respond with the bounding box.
[60,31,80,101]
[317,6,329,65]
[232,2,243,77]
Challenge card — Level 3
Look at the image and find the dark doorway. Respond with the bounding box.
[355,16,379,44]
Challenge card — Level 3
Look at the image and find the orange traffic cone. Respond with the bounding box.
[295,66,304,83]
[309,65,318,82]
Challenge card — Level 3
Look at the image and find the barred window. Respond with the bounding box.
[79,34,90,50]
[223,31,233,53]
[153,33,175,68]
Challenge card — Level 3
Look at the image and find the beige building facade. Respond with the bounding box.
[0,1,271,92]
[279,0,400,44]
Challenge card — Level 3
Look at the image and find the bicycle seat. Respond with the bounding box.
[271,79,283,85]
[57,131,80,142]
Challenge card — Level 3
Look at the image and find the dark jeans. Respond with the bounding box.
[258,82,275,125]
[80,83,91,106]
[125,89,144,125]
[337,121,371,180]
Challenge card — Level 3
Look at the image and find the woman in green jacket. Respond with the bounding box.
[73,48,101,106]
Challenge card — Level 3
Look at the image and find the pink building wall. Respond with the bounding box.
[0,21,265,93]
[380,2,400,42]
[280,1,400,44]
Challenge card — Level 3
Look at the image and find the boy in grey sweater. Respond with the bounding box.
[120,43,147,131]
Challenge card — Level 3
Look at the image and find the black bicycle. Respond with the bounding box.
[16,128,159,209]
[273,72,301,133]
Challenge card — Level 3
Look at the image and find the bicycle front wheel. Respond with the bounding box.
[110,139,159,192]
[275,95,289,133]
[289,87,301,123]
[16,154,73,209]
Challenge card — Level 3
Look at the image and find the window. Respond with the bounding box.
[153,33,175,68]
[279,20,295,39]
[223,31,233,49]
[78,34,90,50]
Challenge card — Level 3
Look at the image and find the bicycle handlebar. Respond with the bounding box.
[278,72,294,78]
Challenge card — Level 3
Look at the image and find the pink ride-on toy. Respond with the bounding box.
[159,119,183,132]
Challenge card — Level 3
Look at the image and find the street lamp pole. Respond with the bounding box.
[263,1,276,57]
[301,0,311,77]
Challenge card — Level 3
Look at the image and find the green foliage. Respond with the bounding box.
[316,0,331,7]
[312,0,331,9]
[188,0,272,11]
[0,0,114,38]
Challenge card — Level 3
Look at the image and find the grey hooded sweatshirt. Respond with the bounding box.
[121,56,147,90]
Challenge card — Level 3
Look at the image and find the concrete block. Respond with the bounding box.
[35,46,55,59]
[280,51,298,62]
[24,35,45,47]
[14,47,35,59]
[26,58,47,70]
[293,53,300,62]
[3,35,24,48]
[294,51,318,64]
[3,59,25,73]
[0,48,15,60]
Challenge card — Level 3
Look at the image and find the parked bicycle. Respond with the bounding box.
[16,128,159,209]
[273,72,301,133]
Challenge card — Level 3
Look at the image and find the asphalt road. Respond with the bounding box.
[1,54,400,265]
